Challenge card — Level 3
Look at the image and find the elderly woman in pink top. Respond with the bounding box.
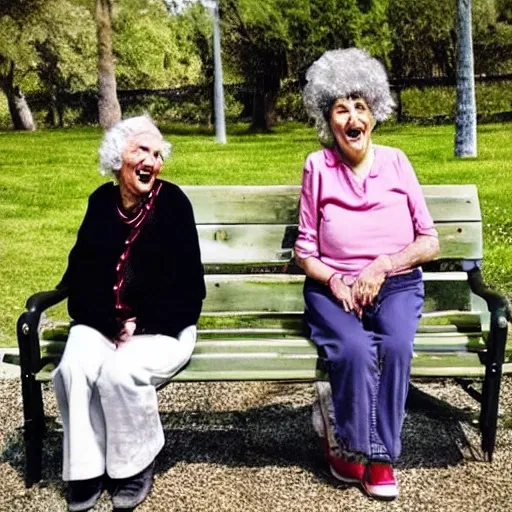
[295,48,439,500]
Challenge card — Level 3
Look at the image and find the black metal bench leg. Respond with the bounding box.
[21,373,46,487]
[480,312,508,462]
[17,312,46,487]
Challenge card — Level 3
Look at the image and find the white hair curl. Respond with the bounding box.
[303,48,395,146]
[98,115,172,177]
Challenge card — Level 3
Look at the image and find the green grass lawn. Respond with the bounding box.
[1,121,511,347]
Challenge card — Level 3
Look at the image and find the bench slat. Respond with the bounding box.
[197,310,482,331]
[201,273,476,315]
[184,185,481,224]
[39,311,483,346]
[33,356,512,383]
[35,332,486,360]
[198,222,482,264]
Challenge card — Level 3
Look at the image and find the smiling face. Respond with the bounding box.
[329,96,375,167]
[118,130,164,210]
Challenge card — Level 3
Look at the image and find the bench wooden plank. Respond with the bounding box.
[39,311,483,347]
[197,311,482,331]
[33,356,512,383]
[184,185,481,224]
[201,273,476,314]
[198,222,483,263]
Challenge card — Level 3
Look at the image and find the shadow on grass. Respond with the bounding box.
[0,384,482,493]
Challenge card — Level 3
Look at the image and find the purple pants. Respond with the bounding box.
[304,269,424,462]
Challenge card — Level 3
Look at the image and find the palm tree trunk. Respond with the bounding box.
[454,0,477,157]
[95,0,121,129]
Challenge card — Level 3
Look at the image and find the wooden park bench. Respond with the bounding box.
[13,184,511,487]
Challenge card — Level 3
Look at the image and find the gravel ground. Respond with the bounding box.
[0,368,511,512]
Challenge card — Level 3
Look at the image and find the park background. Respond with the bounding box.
[1,2,512,511]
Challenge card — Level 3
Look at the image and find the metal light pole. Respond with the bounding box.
[455,0,477,157]
[202,0,227,143]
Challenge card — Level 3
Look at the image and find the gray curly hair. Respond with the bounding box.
[98,115,172,177]
[303,48,395,146]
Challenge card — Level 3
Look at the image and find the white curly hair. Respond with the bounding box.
[303,48,395,146]
[98,115,172,177]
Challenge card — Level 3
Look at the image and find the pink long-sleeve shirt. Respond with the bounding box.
[294,145,438,276]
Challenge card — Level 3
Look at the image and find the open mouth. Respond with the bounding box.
[136,169,152,184]
[346,128,363,139]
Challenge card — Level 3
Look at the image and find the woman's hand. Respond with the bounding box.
[351,255,393,312]
[329,274,355,313]
[115,318,137,346]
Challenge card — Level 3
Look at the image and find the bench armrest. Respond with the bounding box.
[17,287,69,376]
[26,287,69,315]
[467,267,510,461]
[467,268,511,322]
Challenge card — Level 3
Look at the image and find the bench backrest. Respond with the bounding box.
[33,184,491,382]
[182,185,489,336]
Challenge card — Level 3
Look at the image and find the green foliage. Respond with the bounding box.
[113,0,202,89]
[221,0,393,85]
[388,0,512,78]
[388,0,456,78]
[121,89,243,124]
[0,0,45,17]
[397,82,512,120]
[275,85,308,122]
[497,0,512,23]
[174,2,214,84]
[359,0,393,67]
[0,0,96,100]
[222,0,291,88]
[34,1,97,92]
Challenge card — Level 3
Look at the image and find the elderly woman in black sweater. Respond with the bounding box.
[52,115,206,511]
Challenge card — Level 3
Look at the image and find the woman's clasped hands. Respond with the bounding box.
[329,255,393,316]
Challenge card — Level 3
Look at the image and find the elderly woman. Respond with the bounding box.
[295,48,439,500]
[52,115,206,511]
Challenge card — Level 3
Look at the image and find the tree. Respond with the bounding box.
[222,0,292,131]
[114,0,201,89]
[96,0,121,129]
[0,2,45,129]
[222,0,392,131]
[0,0,97,129]
[455,0,477,157]
[388,0,456,78]
[174,2,215,125]
[34,2,96,126]
[472,0,512,74]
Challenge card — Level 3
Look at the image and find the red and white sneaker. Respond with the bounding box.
[362,462,399,500]
[322,439,366,484]
[313,391,366,485]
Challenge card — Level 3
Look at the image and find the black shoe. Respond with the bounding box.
[111,460,155,509]
[67,476,103,512]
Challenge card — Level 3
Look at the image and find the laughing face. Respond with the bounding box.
[329,96,375,167]
[118,130,164,210]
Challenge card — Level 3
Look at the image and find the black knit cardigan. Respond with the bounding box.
[58,179,206,339]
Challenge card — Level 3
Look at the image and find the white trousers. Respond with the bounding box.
[52,324,196,481]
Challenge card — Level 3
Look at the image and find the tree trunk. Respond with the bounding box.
[251,88,278,132]
[455,0,477,157]
[251,90,267,131]
[7,88,36,131]
[95,0,121,129]
[2,62,36,131]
